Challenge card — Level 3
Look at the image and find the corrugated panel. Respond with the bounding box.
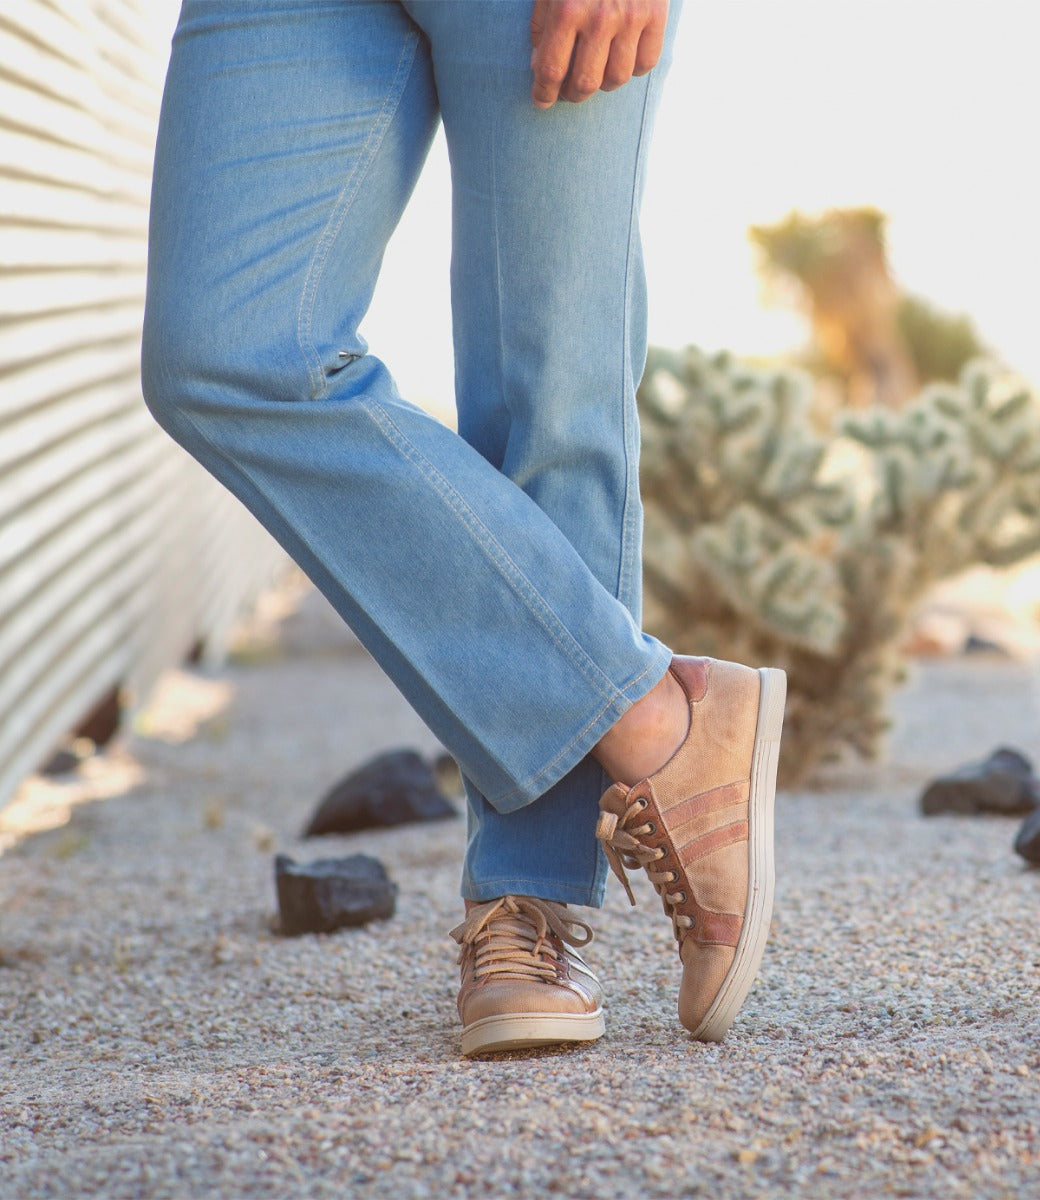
[0,0,288,806]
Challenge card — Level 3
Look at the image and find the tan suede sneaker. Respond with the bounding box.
[596,657,786,1042]
[449,895,605,1057]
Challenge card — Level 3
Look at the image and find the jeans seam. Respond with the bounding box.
[295,30,421,400]
[461,877,603,905]
[357,396,672,805]
[494,649,667,808]
[617,73,656,616]
[358,395,629,708]
[151,393,666,810]
[489,73,508,436]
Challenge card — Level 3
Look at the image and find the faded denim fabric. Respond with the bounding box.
[142,0,679,905]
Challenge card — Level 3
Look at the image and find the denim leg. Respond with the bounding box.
[142,1,672,821]
[405,2,680,904]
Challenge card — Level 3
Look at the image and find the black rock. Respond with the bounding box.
[303,749,457,837]
[920,746,1036,817]
[1014,807,1040,864]
[963,634,1010,656]
[38,747,84,777]
[275,854,397,935]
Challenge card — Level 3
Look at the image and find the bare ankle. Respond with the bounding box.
[592,668,689,786]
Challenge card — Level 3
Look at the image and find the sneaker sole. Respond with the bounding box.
[460,1010,605,1057]
[688,667,786,1042]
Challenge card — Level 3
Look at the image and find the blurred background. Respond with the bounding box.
[2,0,1038,808]
[367,0,1039,411]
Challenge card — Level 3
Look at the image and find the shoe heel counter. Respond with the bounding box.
[695,660,762,779]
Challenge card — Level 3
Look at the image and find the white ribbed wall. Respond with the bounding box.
[0,0,287,805]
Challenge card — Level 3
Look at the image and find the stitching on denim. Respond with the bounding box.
[462,880,601,905]
[475,81,629,804]
[357,398,624,704]
[497,646,670,808]
[295,31,420,400]
[144,391,667,812]
[150,392,671,816]
[617,74,656,614]
[489,77,509,448]
[471,84,669,807]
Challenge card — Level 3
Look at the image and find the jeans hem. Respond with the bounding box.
[460,878,608,909]
[485,642,674,813]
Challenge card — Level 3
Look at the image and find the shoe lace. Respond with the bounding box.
[596,796,694,941]
[449,895,593,983]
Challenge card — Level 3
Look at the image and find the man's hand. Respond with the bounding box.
[529,0,668,110]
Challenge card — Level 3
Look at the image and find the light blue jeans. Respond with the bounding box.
[142,0,679,906]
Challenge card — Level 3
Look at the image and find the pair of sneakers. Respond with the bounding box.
[450,657,786,1055]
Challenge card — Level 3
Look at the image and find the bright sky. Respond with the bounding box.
[152,1,1039,412]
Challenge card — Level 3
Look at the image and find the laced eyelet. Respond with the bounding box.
[644,821,656,835]
[675,891,687,904]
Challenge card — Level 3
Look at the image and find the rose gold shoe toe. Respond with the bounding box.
[449,895,605,1057]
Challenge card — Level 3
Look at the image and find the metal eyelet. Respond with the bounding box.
[645,821,656,835]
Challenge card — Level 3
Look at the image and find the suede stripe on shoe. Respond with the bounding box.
[653,778,748,824]
[618,796,746,946]
[676,820,750,869]
[688,909,742,946]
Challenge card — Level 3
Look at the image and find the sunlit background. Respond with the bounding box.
[345,0,1038,414]
[147,1,1039,414]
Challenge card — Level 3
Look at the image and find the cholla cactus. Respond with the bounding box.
[639,347,1040,785]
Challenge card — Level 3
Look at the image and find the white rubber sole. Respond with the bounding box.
[688,667,786,1042]
[460,1009,605,1057]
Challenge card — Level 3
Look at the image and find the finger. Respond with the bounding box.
[632,8,667,76]
[599,30,640,92]
[531,9,577,109]
[561,27,613,103]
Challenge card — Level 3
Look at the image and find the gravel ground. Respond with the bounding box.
[2,581,1039,1200]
